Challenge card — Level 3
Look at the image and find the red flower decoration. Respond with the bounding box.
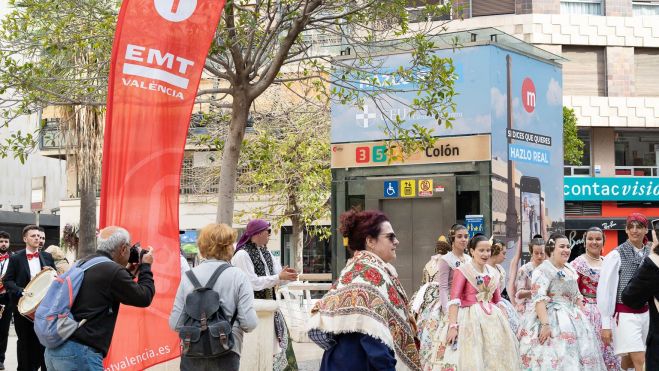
[353,263,364,272]
[388,285,401,306]
[363,268,383,286]
[483,275,491,287]
[341,271,353,284]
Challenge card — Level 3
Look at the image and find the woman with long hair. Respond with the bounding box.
[517,233,606,370]
[571,227,620,370]
[308,209,420,371]
[434,235,520,370]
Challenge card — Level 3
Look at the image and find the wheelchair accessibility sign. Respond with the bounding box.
[384,181,399,198]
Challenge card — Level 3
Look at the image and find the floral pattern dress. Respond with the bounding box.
[515,262,538,315]
[429,262,520,371]
[517,260,606,370]
[570,256,620,371]
[494,264,520,334]
[417,253,471,370]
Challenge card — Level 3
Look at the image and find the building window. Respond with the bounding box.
[635,48,659,96]
[470,0,514,17]
[281,226,332,274]
[614,131,659,176]
[560,0,602,15]
[633,1,659,15]
[562,46,606,96]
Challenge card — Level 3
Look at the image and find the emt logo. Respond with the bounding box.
[154,0,197,22]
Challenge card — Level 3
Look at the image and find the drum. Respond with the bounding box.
[18,267,57,321]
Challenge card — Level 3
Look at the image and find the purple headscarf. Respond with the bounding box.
[236,219,270,250]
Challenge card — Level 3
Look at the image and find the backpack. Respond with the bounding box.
[34,256,112,348]
[177,263,237,358]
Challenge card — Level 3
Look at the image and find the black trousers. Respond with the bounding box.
[0,294,12,363]
[13,308,46,370]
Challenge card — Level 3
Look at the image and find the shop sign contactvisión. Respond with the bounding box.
[330,134,491,168]
[564,177,659,201]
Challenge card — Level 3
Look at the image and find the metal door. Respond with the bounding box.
[382,198,447,294]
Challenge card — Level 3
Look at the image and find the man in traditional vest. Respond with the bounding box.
[232,219,299,371]
[598,213,651,371]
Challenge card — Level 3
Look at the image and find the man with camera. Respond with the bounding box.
[44,226,155,370]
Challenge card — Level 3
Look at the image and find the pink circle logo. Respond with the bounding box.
[521,78,536,113]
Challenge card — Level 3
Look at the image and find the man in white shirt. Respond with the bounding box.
[597,213,651,371]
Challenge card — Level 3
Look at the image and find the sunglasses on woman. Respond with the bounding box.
[380,232,397,243]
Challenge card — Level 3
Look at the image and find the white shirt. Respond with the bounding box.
[180,255,191,273]
[232,248,285,291]
[27,249,41,279]
[597,247,646,329]
[0,253,9,276]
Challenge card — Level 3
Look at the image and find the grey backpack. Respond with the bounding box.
[177,264,237,358]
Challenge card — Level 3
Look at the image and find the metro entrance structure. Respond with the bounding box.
[330,29,566,294]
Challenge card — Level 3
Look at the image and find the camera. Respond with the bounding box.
[652,219,659,233]
[128,242,148,264]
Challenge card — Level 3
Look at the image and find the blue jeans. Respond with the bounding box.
[45,340,104,371]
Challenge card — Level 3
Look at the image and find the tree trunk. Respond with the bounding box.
[216,92,251,225]
[77,173,97,258]
[291,216,304,273]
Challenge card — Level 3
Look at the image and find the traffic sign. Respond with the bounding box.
[401,180,416,197]
[418,179,433,197]
[384,181,399,198]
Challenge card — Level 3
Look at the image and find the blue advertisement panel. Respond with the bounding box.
[564,177,659,201]
[331,45,493,143]
[488,47,564,267]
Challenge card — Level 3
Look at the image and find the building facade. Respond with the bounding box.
[443,0,659,253]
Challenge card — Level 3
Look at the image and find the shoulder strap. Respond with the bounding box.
[185,270,203,289]
[205,263,232,289]
[80,256,112,272]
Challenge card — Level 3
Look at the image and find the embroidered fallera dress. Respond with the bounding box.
[417,253,471,369]
[429,262,520,371]
[571,255,620,370]
[494,263,520,334]
[517,260,606,370]
[515,262,538,314]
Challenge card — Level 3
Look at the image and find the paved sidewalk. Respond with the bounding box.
[2,326,323,371]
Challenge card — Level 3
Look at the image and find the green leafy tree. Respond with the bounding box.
[0,0,116,257]
[204,0,460,224]
[236,100,330,272]
[563,106,584,166]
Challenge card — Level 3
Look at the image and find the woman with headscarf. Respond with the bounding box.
[308,209,421,371]
[231,219,299,371]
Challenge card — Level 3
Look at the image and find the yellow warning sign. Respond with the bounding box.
[418,179,433,197]
[401,180,416,197]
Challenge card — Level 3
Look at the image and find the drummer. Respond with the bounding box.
[3,225,56,371]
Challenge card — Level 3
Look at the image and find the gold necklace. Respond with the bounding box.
[585,252,602,262]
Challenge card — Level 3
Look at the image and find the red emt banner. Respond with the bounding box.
[100,0,224,369]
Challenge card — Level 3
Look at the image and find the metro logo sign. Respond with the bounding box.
[522,77,536,113]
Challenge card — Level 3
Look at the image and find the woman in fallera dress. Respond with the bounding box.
[487,238,520,334]
[571,227,620,370]
[436,234,520,371]
[517,233,606,370]
[417,225,471,369]
[514,237,546,315]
